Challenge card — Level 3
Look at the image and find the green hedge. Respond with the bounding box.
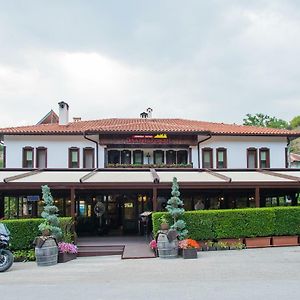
[2,217,73,250]
[152,207,300,240]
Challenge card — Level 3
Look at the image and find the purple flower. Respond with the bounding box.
[58,242,78,254]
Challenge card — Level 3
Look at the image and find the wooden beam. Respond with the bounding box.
[3,169,42,183]
[70,188,75,218]
[255,187,260,207]
[152,187,158,211]
[0,194,4,219]
[150,168,160,184]
[79,169,98,183]
[258,169,300,182]
[204,169,232,182]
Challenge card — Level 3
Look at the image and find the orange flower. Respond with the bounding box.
[179,239,200,249]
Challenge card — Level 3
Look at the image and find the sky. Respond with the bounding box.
[0,0,300,127]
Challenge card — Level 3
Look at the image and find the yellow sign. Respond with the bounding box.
[154,134,168,139]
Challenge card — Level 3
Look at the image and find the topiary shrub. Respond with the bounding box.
[2,217,72,251]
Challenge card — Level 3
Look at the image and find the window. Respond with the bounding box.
[36,147,47,168]
[133,150,143,165]
[121,150,131,164]
[177,150,188,164]
[23,147,34,168]
[154,150,164,164]
[108,150,120,164]
[166,150,176,164]
[202,148,213,168]
[69,148,80,168]
[247,148,257,168]
[216,148,227,169]
[83,148,95,168]
[259,148,270,168]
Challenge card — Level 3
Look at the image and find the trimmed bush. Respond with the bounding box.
[2,217,72,250]
[273,207,300,236]
[152,207,300,240]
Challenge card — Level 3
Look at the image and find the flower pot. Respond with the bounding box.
[245,237,271,249]
[58,252,77,263]
[182,248,197,259]
[160,223,169,231]
[272,236,299,247]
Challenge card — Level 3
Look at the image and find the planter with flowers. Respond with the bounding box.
[179,239,200,259]
[58,242,78,263]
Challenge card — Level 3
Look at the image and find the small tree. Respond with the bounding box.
[38,185,62,239]
[166,177,188,239]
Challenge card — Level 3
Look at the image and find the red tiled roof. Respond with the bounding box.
[0,118,299,136]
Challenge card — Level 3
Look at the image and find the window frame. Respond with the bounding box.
[83,147,95,169]
[36,147,47,169]
[247,148,258,169]
[107,150,120,164]
[166,150,176,165]
[133,150,144,165]
[121,150,131,165]
[68,147,80,168]
[216,148,227,169]
[153,150,164,165]
[202,148,213,168]
[177,150,188,165]
[22,147,34,168]
[259,148,270,168]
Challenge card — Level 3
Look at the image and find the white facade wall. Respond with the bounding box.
[196,136,287,168]
[4,134,288,169]
[5,135,104,168]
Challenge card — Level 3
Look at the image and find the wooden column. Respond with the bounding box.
[255,187,260,208]
[0,194,4,219]
[70,188,75,218]
[152,187,158,211]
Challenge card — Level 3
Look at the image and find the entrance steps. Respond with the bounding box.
[77,236,156,259]
[77,245,124,257]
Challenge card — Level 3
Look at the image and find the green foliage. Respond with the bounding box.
[2,217,72,250]
[273,207,300,236]
[243,113,289,129]
[39,185,62,239]
[166,177,188,239]
[152,207,300,240]
[13,249,36,262]
[290,115,300,129]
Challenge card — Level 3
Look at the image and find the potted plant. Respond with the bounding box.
[149,239,158,256]
[57,242,78,263]
[178,239,200,259]
[203,240,216,251]
[159,216,169,231]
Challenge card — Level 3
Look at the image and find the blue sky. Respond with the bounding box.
[0,0,299,127]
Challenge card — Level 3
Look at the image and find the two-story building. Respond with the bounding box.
[0,102,300,235]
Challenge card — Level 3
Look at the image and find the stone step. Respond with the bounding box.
[77,245,124,257]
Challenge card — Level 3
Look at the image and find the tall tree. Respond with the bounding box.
[290,116,300,129]
[243,113,289,129]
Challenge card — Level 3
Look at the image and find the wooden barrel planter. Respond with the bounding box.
[157,232,178,259]
[35,237,58,266]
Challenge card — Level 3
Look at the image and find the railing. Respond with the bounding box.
[106,163,193,168]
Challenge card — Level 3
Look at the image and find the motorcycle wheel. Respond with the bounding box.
[0,249,14,272]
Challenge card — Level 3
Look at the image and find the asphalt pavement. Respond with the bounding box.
[1,246,300,300]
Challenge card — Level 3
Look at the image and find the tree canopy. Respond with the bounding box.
[243,113,289,129]
[290,116,300,129]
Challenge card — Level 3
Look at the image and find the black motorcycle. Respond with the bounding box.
[0,223,14,272]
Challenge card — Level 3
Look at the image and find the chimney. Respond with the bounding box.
[73,117,81,122]
[146,107,153,118]
[58,101,69,125]
[140,112,148,119]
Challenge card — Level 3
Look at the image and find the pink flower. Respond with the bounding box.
[149,239,157,249]
[58,242,78,254]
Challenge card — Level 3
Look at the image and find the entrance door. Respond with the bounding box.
[122,196,138,234]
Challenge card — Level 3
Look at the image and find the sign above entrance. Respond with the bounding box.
[128,134,169,144]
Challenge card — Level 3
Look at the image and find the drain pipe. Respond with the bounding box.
[83,132,99,168]
[197,132,212,168]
